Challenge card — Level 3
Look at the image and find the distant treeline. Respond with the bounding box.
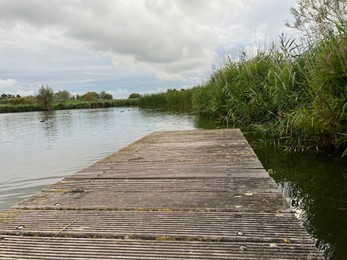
[0,89,139,113]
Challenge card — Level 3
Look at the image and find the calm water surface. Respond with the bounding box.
[0,108,346,259]
[0,107,197,210]
[245,132,347,260]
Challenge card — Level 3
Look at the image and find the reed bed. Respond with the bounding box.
[139,35,346,154]
[139,89,193,112]
[193,35,347,154]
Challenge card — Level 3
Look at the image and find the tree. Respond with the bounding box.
[54,90,71,101]
[0,94,15,99]
[287,0,347,41]
[99,91,113,100]
[128,93,142,99]
[81,91,99,101]
[36,85,54,110]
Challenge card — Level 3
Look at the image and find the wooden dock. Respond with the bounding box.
[0,129,323,259]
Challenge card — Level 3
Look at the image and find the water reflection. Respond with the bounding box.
[246,135,347,260]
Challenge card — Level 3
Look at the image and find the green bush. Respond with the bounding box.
[36,85,54,110]
[128,93,142,99]
[139,89,193,112]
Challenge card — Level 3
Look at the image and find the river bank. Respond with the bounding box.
[0,98,139,113]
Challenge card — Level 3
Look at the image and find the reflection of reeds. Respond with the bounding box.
[253,141,347,259]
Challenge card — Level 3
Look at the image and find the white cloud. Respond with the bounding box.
[107,88,132,100]
[0,78,35,96]
[0,79,18,89]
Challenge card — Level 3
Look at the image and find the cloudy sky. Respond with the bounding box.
[0,0,297,98]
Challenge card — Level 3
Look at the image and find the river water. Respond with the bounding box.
[244,132,347,260]
[0,107,197,210]
[0,107,346,259]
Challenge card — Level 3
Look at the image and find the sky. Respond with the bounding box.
[0,0,297,99]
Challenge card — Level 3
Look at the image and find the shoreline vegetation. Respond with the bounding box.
[0,90,139,113]
[138,34,347,155]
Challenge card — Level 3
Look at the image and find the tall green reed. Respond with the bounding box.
[139,89,193,112]
[192,34,346,155]
[288,35,347,152]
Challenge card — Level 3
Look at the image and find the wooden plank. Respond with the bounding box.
[0,236,322,260]
[72,162,266,179]
[43,178,279,193]
[0,210,313,243]
[12,190,289,212]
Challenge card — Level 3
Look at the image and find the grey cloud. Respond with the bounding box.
[0,0,66,26]
[0,0,216,79]
[0,0,296,82]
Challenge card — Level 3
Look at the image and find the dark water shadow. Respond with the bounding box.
[245,133,347,260]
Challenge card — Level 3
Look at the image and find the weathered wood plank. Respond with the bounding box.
[43,178,279,193]
[0,236,322,260]
[0,210,313,243]
[12,190,289,212]
[72,162,266,179]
